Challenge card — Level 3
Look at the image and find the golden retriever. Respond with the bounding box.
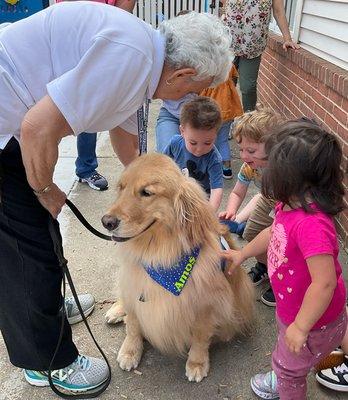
[102,153,255,382]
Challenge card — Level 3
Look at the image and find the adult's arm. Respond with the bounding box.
[20,95,73,218]
[272,0,301,51]
[109,127,139,167]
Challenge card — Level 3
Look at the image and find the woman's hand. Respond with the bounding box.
[285,322,309,354]
[283,40,300,51]
[221,249,244,275]
[36,183,67,219]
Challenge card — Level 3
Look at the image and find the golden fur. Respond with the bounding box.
[104,153,255,382]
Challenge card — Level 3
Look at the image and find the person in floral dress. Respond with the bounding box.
[221,0,300,111]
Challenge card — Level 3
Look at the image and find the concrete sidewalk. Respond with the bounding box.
[0,100,347,400]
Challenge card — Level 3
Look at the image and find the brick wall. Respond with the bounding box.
[258,32,348,250]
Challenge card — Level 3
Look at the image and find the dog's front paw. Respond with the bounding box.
[105,302,126,324]
[117,338,143,371]
[185,358,210,382]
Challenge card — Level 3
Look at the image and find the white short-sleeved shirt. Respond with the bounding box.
[0,2,165,149]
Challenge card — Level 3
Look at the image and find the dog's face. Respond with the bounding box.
[102,153,222,248]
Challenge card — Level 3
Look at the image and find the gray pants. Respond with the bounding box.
[234,55,262,112]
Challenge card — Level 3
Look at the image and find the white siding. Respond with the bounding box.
[299,0,348,70]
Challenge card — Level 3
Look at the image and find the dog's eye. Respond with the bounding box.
[140,188,153,197]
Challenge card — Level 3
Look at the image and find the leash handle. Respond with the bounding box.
[65,199,112,241]
[47,217,112,399]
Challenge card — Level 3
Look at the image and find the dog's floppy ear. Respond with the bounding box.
[174,177,221,245]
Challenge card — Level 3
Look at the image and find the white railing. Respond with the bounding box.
[134,0,219,28]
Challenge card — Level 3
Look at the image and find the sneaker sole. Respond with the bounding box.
[223,175,233,180]
[24,371,108,392]
[77,178,108,191]
[67,304,95,325]
[260,296,276,307]
[316,373,348,392]
[250,378,279,399]
[24,373,50,387]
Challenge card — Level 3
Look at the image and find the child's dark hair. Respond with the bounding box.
[262,118,345,215]
[180,96,222,131]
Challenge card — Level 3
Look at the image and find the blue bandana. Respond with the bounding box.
[143,247,200,296]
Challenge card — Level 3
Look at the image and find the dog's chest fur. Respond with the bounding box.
[118,247,235,355]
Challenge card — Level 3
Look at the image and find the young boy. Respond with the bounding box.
[219,108,284,305]
[164,97,223,212]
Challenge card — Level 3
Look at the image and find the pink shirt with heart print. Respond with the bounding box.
[268,203,346,330]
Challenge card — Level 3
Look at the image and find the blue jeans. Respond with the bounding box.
[216,121,231,163]
[75,132,98,178]
[155,107,180,153]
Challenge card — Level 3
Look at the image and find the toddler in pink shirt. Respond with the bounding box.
[222,118,347,399]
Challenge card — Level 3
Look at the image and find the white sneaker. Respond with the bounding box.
[316,356,348,392]
[65,294,95,325]
[24,355,108,392]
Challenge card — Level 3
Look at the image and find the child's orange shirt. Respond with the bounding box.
[200,65,243,122]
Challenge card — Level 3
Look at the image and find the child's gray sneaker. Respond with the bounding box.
[24,355,108,392]
[65,293,95,325]
[251,371,279,399]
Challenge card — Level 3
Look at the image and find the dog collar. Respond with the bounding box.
[142,247,200,296]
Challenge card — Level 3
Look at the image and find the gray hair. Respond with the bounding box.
[159,12,232,86]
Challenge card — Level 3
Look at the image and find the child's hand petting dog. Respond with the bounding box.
[220,249,244,275]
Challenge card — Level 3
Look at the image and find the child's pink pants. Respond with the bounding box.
[272,309,347,399]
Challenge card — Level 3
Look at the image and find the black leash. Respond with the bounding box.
[47,200,113,399]
[65,199,112,241]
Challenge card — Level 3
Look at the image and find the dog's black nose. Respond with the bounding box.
[101,214,120,231]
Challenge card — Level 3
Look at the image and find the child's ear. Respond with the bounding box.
[179,124,184,136]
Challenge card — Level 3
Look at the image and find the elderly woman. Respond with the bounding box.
[0,2,232,395]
